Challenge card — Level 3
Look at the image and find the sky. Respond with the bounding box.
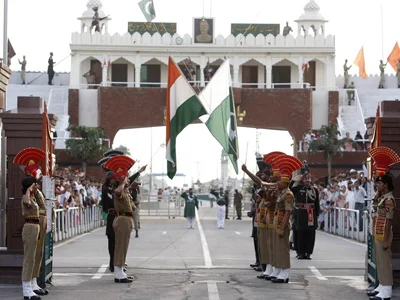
[1,0,399,186]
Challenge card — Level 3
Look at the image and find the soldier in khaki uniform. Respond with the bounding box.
[103,155,136,283]
[367,146,400,300]
[241,151,285,279]
[14,147,48,300]
[270,154,303,283]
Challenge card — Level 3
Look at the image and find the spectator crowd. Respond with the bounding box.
[316,168,374,231]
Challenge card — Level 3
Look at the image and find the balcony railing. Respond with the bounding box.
[71,81,313,89]
[298,139,370,153]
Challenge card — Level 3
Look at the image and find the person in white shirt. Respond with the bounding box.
[352,179,367,231]
[162,188,170,201]
[349,169,358,184]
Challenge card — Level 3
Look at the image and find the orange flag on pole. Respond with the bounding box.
[354,47,367,78]
[387,42,400,72]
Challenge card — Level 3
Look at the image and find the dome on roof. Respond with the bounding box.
[304,0,320,12]
[87,0,103,10]
[296,0,326,22]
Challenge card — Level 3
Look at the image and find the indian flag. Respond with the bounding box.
[199,59,239,174]
[166,57,207,179]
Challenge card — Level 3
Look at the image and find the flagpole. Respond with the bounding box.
[3,0,8,67]
[381,3,384,61]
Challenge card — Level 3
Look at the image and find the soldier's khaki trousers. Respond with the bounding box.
[21,224,40,281]
[113,216,133,267]
[33,216,47,278]
[375,230,393,286]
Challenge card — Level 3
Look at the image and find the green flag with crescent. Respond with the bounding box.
[138,0,156,22]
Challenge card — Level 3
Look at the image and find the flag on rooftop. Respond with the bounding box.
[138,0,156,22]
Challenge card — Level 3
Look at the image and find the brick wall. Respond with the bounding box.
[96,87,313,143]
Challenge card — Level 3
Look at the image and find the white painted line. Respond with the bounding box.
[235,231,241,235]
[162,231,167,235]
[308,266,328,280]
[207,282,221,300]
[54,227,103,249]
[92,264,108,279]
[318,231,367,248]
[195,209,213,268]
[54,273,113,277]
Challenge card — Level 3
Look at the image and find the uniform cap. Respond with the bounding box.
[103,149,124,157]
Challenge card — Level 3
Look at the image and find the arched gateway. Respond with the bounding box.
[68,87,339,150]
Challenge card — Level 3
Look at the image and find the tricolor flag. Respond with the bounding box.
[166,57,207,179]
[387,42,400,72]
[199,59,239,174]
[354,47,368,79]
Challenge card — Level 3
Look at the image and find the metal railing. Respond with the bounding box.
[48,88,69,116]
[54,205,104,243]
[323,206,369,243]
[72,81,313,89]
[354,89,367,133]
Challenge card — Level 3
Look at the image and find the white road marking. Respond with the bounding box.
[207,282,221,300]
[54,273,113,276]
[195,209,213,268]
[308,266,328,280]
[162,231,167,235]
[54,227,103,249]
[235,231,241,235]
[92,264,108,279]
[318,231,367,248]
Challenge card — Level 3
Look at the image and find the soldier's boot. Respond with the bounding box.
[135,230,139,238]
[31,278,46,296]
[22,281,41,300]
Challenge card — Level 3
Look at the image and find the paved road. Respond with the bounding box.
[2,207,370,300]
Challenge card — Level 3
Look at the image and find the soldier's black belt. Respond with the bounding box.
[108,208,116,215]
[118,212,133,217]
[25,217,40,224]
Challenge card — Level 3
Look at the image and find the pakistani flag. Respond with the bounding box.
[199,59,239,174]
[138,0,156,22]
[166,57,207,179]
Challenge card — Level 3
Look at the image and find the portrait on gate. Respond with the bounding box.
[193,18,214,44]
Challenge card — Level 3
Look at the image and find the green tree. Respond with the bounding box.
[307,122,354,182]
[114,145,131,155]
[65,125,109,174]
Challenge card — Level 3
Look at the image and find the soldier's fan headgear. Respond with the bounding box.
[103,155,135,180]
[369,146,400,190]
[273,155,303,184]
[13,147,46,179]
[263,152,286,177]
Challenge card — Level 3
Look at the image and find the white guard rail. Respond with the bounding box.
[323,206,369,243]
[54,205,104,243]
